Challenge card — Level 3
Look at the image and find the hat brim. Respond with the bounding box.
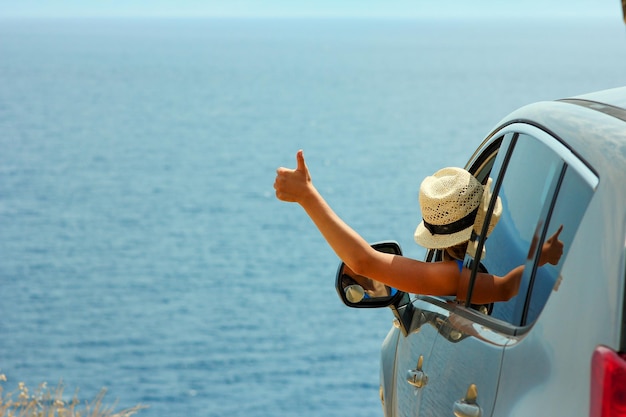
[414,221,473,250]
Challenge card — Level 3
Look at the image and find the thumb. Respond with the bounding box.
[296,150,308,173]
[550,224,564,241]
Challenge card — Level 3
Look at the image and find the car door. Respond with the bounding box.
[408,134,511,417]
[414,128,582,416]
[388,138,506,417]
[486,127,597,416]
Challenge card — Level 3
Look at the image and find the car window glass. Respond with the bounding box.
[463,133,564,325]
[521,165,595,325]
[462,132,597,327]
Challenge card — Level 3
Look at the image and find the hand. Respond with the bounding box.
[274,150,312,203]
[539,224,564,266]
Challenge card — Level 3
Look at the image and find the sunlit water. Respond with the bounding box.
[0,17,625,416]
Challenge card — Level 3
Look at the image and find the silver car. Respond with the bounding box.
[335,85,626,417]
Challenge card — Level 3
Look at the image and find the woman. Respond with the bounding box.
[274,150,563,304]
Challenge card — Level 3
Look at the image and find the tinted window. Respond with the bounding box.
[522,165,594,324]
[463,132,595,327]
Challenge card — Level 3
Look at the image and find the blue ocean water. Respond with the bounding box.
[0,17,625,416]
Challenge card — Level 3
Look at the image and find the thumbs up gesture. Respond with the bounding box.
[539,224,564,266]
[274,150,313,203]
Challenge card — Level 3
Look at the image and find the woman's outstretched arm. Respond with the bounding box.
[274,150,460,296]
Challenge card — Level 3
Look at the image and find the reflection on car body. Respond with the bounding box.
[334,86,626,417]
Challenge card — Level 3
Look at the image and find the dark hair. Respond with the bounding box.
[445,241,469,261]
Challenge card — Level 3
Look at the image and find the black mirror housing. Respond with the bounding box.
[334,241,407,308]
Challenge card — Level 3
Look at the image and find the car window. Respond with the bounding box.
[461,131,596,327]
[521,163,595,325]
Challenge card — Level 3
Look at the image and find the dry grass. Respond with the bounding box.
[0,374,146,417]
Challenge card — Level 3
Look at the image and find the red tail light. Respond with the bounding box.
[591,345,626,417]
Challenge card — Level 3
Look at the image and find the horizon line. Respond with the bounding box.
[0,13,618,20]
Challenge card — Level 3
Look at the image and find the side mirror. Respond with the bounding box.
[335,241,406,308]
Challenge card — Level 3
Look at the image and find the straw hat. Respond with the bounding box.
[414,167,502,250]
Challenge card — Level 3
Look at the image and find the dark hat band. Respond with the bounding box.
[423,206,479,236]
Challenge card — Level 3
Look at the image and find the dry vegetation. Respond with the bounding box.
[0,375,146,417]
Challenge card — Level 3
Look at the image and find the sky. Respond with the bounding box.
[0,0,622,19]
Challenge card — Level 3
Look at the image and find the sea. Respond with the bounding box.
[0,16,625,417]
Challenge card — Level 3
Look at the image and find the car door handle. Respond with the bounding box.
[406,355,428,388]
[453,384,482,417]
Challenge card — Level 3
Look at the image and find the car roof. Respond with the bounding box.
[494,86,626,184]
[574,86,626,111]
